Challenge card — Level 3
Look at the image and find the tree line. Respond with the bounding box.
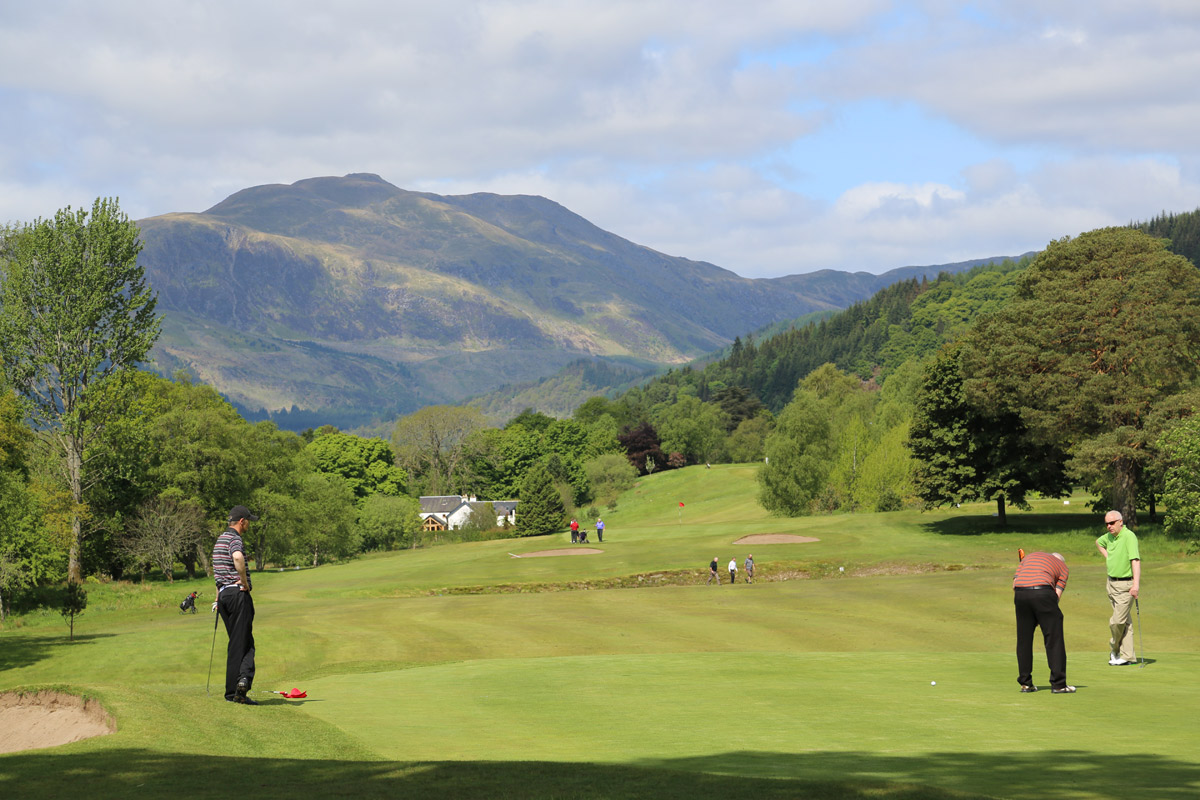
[4,199,1200,618]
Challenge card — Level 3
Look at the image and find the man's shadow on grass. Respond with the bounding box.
[2,747,1197,800]
[0,632,116,672]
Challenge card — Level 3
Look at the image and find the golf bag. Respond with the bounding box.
[180,591,198,614]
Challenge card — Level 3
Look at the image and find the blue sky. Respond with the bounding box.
[2,1,1199,278]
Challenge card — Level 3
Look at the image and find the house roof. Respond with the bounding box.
[420,496,517,515]
[419,496,469,514]
[465,500,518,515]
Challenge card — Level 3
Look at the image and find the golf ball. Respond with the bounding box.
[839,566,844,572]
[931,681,936,686]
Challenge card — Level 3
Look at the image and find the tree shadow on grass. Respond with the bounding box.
[2,748,1197,800]
[642,749,1200,799]
[0,632,116,672]
[921,512,1100,537]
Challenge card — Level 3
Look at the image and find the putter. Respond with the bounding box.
[1135,598,1145,669]
[206,604,219,695]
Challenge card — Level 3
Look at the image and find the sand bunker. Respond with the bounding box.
[0,691,114,754]
[518,548,604,557]
[733,534,820,544]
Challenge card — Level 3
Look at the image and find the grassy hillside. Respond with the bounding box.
[3,465,1196,799]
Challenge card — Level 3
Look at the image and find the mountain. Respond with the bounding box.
[137,173,1018,428]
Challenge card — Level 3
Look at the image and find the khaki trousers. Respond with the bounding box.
[1106,578,1136,661]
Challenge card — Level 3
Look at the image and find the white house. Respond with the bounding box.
[418,495,517,531]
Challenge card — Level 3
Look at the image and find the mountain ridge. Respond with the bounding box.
[137,173,1019,428]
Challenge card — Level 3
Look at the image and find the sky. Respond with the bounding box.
[3,1,1200,278]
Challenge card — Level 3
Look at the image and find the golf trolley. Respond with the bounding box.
[179,591,199,614]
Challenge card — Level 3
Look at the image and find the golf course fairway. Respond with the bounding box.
[2,464,1198,799]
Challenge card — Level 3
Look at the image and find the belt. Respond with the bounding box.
[1014,585,1055,592]
[1108,576,1133,581]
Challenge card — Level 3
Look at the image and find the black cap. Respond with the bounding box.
[228,505,259,522]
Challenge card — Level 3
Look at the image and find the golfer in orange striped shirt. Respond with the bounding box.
[1013,551,1075,694]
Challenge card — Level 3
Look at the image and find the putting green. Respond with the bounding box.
[302,650,1200,797]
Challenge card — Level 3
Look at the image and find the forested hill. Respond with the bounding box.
[1133,208,1200,266]
[623,256,1031,413]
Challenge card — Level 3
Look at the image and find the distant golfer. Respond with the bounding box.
[744,554,754,583]
[569,518,579,543]
[1097,511,1141,665]
[728,558,738,585]
[707,557,720,585]
[596,517,605,543]
[1013,551,1074,693]
[214,505,260,705]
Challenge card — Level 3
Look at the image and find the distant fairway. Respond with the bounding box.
[2,464,1198,799]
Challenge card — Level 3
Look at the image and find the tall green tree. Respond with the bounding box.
[0,388,64,618]
[291,472,359,566]
[725,414,773,463]
[392,405,487,495]
[908,345,1069,524]
[582,453,637,506]
[358,494,422,551]
[652,396,730,465]
[0,198,160,582]
[962,228,1200,525]
[516,462,565,537]
[307,432,406,501]
[1159,415,1200,552]
[758,390,834,516]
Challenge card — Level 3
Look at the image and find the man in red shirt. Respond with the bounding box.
[1013,551,1075,693]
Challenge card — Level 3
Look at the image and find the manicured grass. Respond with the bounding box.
[2,464,1196,799]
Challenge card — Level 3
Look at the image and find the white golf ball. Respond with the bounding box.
[931,681,936,686]
[839,566,844,572]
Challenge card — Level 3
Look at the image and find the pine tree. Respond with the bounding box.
[963,228,1200,525]
[516,462,565,537]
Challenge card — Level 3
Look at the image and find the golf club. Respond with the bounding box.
[1135,598,1145,669]
[206,603,219,695]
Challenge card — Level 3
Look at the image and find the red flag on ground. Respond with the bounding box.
[679,502,684,507]
[273,688,307,698]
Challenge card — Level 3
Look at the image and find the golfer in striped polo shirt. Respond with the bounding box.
[1013,551,1075,694]
[214,505,259,705]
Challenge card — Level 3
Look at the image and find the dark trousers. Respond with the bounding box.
[1015,588,1066,689]
[219,588,256,700]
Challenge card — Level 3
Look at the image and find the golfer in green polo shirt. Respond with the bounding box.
[1096,510,1141,666]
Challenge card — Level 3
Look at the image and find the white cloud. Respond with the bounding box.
[820,2,1200,154]
[2,1,1200,278]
